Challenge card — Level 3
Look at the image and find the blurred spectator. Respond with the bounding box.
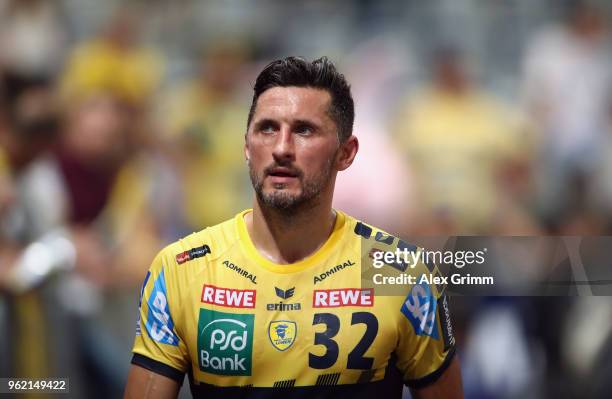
[57,94,128,226]
[51,91,182,398]
[462,302,541,399]
[0,81,179,397]
[0,76,72,393]
[157,42,252,230]
[521,0,612,229]
[562,297,612,397]
[0,0,68,80]
[60,5,163,108]
[393,47,535,234]
[0,78,63,246]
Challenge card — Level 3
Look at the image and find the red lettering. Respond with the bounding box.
[313,289,374,308]
[243,291,254,307]
[200,285,256,308]
[314,291,327,307]
[329,291,339,306]
[341,289,359,304]
[202,286,213,303]
[360,290,373,306]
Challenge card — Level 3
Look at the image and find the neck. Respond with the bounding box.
[245,196,336,264]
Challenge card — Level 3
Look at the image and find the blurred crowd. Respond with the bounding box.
[0,0,611,398]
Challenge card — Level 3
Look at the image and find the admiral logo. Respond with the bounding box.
[313,288,374,308]
[275,287,295,300]
[313,259,355,284]
[176,245,211,264]
[201,284,256,308]
[223,260,257,284]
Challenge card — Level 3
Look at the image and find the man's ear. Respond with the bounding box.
[336,135,359,171]
[244,142,250,162]
[244,129,251,162]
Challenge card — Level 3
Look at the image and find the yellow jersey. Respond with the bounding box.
[131,209,455,398]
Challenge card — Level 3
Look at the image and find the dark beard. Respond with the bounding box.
[249,158,334,214]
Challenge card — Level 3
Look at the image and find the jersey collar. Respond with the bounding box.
[235,208,347,274]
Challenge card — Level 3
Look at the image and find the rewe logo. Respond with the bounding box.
[313,288,374,307]
[197,309,254,376]
[275,287,295,300]
[201,285,256,308]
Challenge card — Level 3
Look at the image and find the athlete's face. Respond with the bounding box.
[246,86,355,211]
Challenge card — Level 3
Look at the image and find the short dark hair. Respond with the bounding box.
[247,56,354,142]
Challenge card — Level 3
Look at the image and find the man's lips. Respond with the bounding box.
[265,167,300,183]
[266,167,300,177]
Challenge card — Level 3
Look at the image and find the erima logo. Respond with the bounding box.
[267,302,301,311]
[275,287,295,300]
[268,287,300,311]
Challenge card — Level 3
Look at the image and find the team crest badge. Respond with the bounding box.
[268,321,297,351]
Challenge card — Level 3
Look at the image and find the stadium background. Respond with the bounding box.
[1,0,611,397]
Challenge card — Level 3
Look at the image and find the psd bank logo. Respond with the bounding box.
[197,309,254,375]
[268,320,297,351]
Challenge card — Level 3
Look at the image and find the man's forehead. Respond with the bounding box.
[253,86,332,121]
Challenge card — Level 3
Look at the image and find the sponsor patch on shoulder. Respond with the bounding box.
[145,269,179,345]
[176,244,211,264]
[401,282,439,339]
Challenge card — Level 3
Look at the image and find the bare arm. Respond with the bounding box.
[410,356,463,399]
[124,364,181,399]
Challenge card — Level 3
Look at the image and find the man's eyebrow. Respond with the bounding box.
[253,118,278,128]
[293,119,320,129]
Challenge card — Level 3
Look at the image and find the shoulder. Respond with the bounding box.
[347,213,442,293]
[346,212,418,253]
[339,211,423,268]
[154,213,242,270]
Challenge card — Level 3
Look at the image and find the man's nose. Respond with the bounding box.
[272,127,295,163]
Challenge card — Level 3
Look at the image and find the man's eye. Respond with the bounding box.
[260,124,276,134]
[295,125,313,135]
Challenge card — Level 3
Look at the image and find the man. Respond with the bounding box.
[124,57,463,398]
